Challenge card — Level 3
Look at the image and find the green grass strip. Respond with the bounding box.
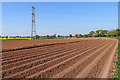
[113,38,120,79]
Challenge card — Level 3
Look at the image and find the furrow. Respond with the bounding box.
[2,40,102,70]
[4,41,106,78]
[25,41,108,78]
[2,42,83,70]
[2,43,78,64]
[2,42,78,61]
[52,41,111,78]
[2,40,86,58]
[75,41,115,78]
[86,41,117,78]
[101,41,118,78]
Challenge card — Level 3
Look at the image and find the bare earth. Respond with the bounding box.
[1,38,118,78]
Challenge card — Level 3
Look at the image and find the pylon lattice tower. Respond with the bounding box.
[31,6,37,39]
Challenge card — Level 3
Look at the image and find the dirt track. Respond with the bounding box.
[1,38,118,78]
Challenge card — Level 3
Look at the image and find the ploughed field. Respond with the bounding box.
[1,38,118,78]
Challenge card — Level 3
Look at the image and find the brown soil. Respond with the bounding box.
[1,38,118,78]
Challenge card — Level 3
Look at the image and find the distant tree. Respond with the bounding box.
[36,35,40,39]
[94,34,97,37]
[84,34,89,37]
[116,28,120,36]
[116,28,120,31]
[5,36,8,38]
[46,35,50,39]
[64,36,69,38]
[96,30,100,34]
[78,34,83,38]
[107,30,118,37]
[95,30,100,37]
[69,34,72,38]
[103,30,108,37]
[57,35,61,37]
[95,30,108,37]
[53,34,56,38]
[100,30,108,37]
[50,34,56,39]
[58,35,60,37]
[75,34,78,38]
[16,36,19,37]
[89,31,94,37]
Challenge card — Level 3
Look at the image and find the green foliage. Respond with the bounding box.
[107,30,118,37]
[94,34,99,37]
[116,28,120,32]
[58,35,62,37]
[113,39,120,79]
[101,30,108,37]
[78,34,83,38]
[89,31,94,37]
[94,30,108,37]
[50,34,56,39]
[116,28,120,36]
[46,35,50,39]
[69,34,72,38]
[75,34,83,38]
[36,35,40,39]
[75,34,78,38]
[5,36,8,38]
[84,34,89,37]
[44,34,57,39]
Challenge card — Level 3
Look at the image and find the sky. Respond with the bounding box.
[1,0,120,2]
[2,2,118,36]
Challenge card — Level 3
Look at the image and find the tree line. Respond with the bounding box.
[35,28,120,39]
[1,28,120,39]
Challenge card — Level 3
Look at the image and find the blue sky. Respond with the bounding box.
[2,2,118,36]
